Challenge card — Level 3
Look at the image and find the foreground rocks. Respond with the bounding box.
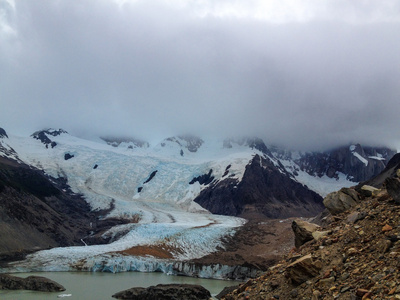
[292,219,321,248]
[323,187,359,215]
[112,283,211,300]
[0,274,65,292]
[223,186,400,299]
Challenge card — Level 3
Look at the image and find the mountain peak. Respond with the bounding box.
[223,137,271,156]
[0,127,8,139]
[31,128,68,148]
[100,136,149,149]
[159,135,204,155]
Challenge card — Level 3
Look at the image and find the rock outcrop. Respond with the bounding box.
[292,220,321,248]
[0,274,65,292]
[31,128,68,148]
[323,187,359,215]
[112,284,211,300]
[285,254,322,285]
[194,154,324,219]
[363,153,400,188]
[386,177,400,204]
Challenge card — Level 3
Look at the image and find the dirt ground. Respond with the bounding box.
[192,216,295,271]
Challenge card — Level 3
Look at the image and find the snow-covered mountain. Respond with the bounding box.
[0,127,396,276]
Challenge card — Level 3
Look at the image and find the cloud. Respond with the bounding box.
[1,0,400,150]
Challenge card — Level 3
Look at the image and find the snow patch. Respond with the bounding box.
[368,155,385,161]
[353,152,368,166]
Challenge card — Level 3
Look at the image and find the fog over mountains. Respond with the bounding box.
[1,0,400,150]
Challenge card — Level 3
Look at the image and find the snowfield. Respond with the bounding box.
[273,155,355,197]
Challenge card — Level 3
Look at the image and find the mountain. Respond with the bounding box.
[284,144,395,182]
[0,127,396,276]
[193,154,323,218]
[272,144,395,197]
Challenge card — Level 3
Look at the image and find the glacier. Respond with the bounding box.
[3,132,250,275]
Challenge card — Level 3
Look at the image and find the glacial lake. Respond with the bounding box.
[0,271,241,299]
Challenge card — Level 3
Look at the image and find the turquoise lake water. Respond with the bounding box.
[0,271,241,299]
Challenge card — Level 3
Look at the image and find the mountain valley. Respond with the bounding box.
[0,127,396,280]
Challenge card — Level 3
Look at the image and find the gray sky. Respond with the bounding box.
[1,0,400,150]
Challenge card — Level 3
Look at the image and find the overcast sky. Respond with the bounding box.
[1,0,400,150]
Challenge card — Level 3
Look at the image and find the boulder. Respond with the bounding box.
[285,254,322,285]
[323,188,359,215]
[292,220,321,248]
[112,284,211,300]
[346,211,367,224]
[385,177,400,204]
[360,185,380,197]
[0,274,65,292]
[312,230,330,241]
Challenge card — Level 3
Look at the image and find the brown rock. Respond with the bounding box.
[378,239,392,253]
[0,274,65,292]
[318,276,335,287]
[312,230,330,241]
[385,177,400,204]
[356,289,369,297]
[347,248,358,256]
[292,220,320,248]
[323,188,359,215]
[312,289,322,300]
[347,211,367,224]
[389,287,397,295]
[361,185,379,196]
[112,284,211,300]
[286,254,321,285]
[382,224,393,232]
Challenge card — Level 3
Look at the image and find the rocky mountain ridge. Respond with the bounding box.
[273,144,396,183]
[194,154,324,218]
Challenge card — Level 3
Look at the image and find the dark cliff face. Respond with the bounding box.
[0,156,92,261]
[293,144,396,182]
[0,128,8,139]
[194,155,324,219]
[31,129,68,148]
[362,153,400,188]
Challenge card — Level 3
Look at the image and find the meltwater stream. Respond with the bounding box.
[0,271,241,299]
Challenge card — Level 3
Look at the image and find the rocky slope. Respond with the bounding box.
[223,157,400,299]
